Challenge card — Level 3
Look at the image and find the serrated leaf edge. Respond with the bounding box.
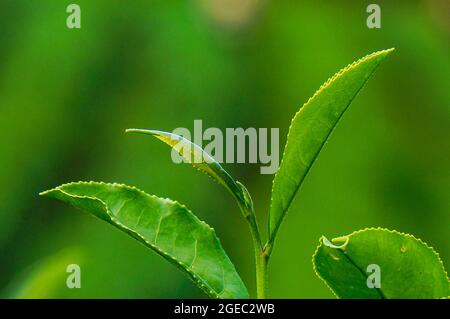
[40,181,246,299]
[269,48,395,241]
[312,227,450,299]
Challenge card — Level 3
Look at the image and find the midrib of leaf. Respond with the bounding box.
[41,182,248,299]
[125,129,267,297]
[268,48,394,245]
[269,87,359,242]
[313,228,450,299]
[335,248,386,299]
[49,186,221,297]
[125,129,253,215]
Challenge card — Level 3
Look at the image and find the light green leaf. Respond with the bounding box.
[313,228,450,298]
[269,49,394,244]
[40,182,249,299]
[126,129,252,214]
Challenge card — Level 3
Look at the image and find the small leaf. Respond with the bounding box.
[126,129,252,213]
[40,182,249,299]
[269,49,394,243]
[313,228,450,298]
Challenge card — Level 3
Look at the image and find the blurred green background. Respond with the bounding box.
[0,0,449,298]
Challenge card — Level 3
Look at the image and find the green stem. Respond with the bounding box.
[255,247,269,299]
[236,184,268,299]
[243,207,268,299]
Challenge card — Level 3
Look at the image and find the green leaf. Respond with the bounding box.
[40,182,249,299]
[313,228,450,298]
[269,49,394,244]
[126,129,252,214]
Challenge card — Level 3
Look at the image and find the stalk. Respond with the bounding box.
[255,245,269,299]
[241,204,268,299]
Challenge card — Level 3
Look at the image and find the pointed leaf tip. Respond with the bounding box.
[269,49,394,245]
[126,128,252,216]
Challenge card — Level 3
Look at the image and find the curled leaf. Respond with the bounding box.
[126,129,252,214]
[40,182,249,299]
[313,228,449,298]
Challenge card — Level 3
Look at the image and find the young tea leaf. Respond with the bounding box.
[269,49,394,244]
[126,129,253,214]
[40,182,249,299]
[313,228,449,298]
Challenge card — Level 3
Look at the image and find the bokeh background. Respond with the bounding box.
[0,0,449,298]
